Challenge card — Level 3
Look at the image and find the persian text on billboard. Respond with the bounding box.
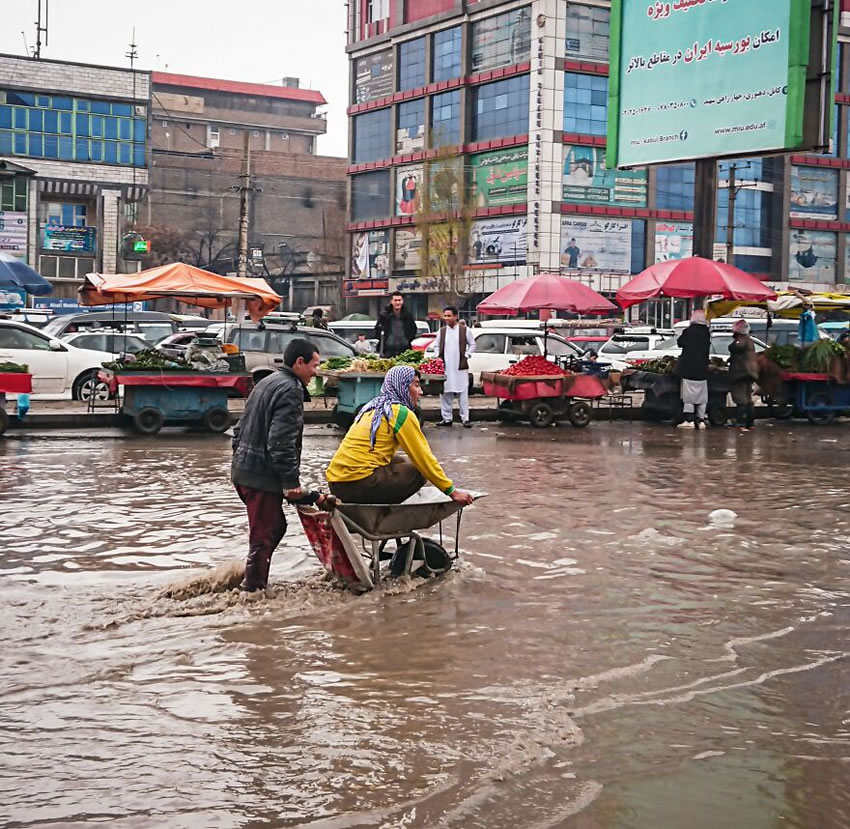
[470,147,528,208]
[560,217,631,273]
[354,48,395,104]
[565,3,610,63]
[655,222,694,263]
[562,145,646,206]
[469,217,527,265]
[42,225,96,253]
[0,211,27,258]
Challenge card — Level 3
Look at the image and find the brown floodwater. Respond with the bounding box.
[1,422,849,829]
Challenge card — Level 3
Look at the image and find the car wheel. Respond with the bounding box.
[133,407,164,435]
[567,400,592,428]
[805,393,836,425]
[528,401,555,428]
[707,403,728,427]
[73,371,111,402]
[203,406,231,433]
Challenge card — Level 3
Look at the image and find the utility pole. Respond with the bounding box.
[33,0,49,59]
[726,163,737,266]
[237,130,251,277]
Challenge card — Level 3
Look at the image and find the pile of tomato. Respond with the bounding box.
[501,356,567,377]
[419,358,445,375]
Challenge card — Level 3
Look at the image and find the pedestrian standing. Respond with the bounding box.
[311,308,329,330]
[374,291,417,357]
[231,338,329,592]
[727,318,759,429]
[798,299,818,347]
[436,305,476,428]
[674,309,711,429]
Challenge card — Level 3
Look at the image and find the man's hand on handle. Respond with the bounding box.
[450,489,474,506]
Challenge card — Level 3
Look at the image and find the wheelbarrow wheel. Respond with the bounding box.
[203,406,231,433]
[567,400,592,428]
[133,406,164,435]
[806,393,836,425]
[528,401,555,428]
[0,407,8,436]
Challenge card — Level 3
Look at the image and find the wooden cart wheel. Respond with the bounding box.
[567,400,592,428]
[0,408,8,437]
[707,403,728,428]
[496,400,517,422]
[805,393,836,425]
[528,401,555,428]
[203,406,231,433]
[133,406,164,435]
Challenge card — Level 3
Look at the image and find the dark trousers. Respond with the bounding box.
[328,456,425,504]
[235,484,287,589]
[730,379,754,426]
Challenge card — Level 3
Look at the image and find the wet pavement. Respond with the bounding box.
[1,422,849,828]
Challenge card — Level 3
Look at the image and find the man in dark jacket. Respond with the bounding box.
[727,318,759,429]
[674,309,711,428]
[374,291,417,357]
[231,338,325,591]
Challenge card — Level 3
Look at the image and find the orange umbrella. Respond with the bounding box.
[80,263,281,321]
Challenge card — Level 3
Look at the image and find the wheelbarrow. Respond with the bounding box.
[297,489,485,592]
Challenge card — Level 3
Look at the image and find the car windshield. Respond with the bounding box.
[655,335,680,351]
[543,336,578,356]
[711,335,734,357]
[137,324,174,342]
[600,337,652,355]
[308,333,353,358]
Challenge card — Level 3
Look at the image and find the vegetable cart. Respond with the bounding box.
[0,371,32,436]
[297,490,484,592]
[480,370,605,428]
[621,369,730,426]
[99,369,253,435]
[777,371,850,425]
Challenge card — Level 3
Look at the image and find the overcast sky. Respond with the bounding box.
[0,0,350,157]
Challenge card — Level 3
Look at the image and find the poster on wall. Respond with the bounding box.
[468,217,528,265]
[41,225,96,254]
[394,229,423,271]
[351,230,390,279]
[562,145,647,206]
[470,147,528,208]
[0,211,27,258]
[395,165,424,217]
[560,217,631,273]
[790,166,838,220]
[565,3,610,63]
[654,222,693,262]
[470,7,531,72]
[789,229,836,283]
[354,48,395,103]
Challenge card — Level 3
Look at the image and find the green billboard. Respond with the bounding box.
[607,0,813,167]
[469,147,528,208]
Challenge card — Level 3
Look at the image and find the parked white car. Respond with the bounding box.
[0,318,115,400]
[625,331,768,366]
[62,331,150,355]
[424,327,582,388]
[595,328,675,371]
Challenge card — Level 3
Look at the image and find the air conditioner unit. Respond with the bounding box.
[134,105,146,116]
[280,132,290,140]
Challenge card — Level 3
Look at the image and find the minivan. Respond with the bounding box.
[43,311,178,343]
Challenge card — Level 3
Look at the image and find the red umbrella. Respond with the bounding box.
[616,257,777,309]
[477,273,617,316]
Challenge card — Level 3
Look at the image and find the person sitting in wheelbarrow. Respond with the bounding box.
[326,365,474,506]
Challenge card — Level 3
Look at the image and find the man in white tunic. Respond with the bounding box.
[436,306,476,428]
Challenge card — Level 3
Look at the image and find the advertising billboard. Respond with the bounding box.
[565,3,611,63]
[0,211,27,258]
[354,48,395,104]
[394,229,423,272]
[395,164,424,217]
[789,165,839,219]
[42,225,96,254]
[655,222,694,262]
[468,217,528,265]
[789,228,836,283]
[562,145,647,206]
[608,0,816,167]
[560,217,632,273]
[470,7,531,73]
[470,147,528,208]
[351,230,390,279]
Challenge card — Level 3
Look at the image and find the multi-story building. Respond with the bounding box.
[344,0,850,324]
[0,53,149,301]
[146,73,348,310]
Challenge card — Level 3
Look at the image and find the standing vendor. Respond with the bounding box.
[436,306,476,428]
[798,299,818,347]
[326,365,474,506]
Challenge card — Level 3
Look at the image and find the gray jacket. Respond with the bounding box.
[231,367,309,493]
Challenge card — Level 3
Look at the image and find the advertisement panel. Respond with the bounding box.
[41,225,97,253]
[470,147,528,208]
[789,229,836,283]
[655,222,694,262]
[468,217,528,265]
[389,275,443,293]
[608,0,807,167]
[354,48,395,103]
[789,166,839,219]
[0,211,27,258]
[565,3,610,63]
[562,145,647,206]
[395,164,424,217]
[351,230,390,279]
[394,229,423,272]
[560,217,632,273]
[471,7,531,72]
[0,288,26,310]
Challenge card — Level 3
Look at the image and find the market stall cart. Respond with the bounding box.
[99,369,253,434]
[480,370,605,428]
[0,370,32,436]
[776,371,850,425]
[621,368,730,426]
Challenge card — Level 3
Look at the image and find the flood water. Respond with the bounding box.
[1,423,849,828]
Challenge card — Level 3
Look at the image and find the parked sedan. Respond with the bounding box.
[0,319,115,400]
[62,331,150,355]
[625,332,767,366]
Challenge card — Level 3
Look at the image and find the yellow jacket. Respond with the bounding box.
[326,405,454,494]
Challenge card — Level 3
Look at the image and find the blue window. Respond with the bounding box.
[0,107,10,129]
[91,115,104,138]
[430,90,461,147]
[105,117,119,140]
[433,26,462,82]
[14,133,26,154]
[353,108,392,162]
[399,37,426,91]
[716,188,771,248]
[90,140,104,162]
[7,92,35,106]
[13,108,26,129]
[396,99,425,153]
[655,163,695,211]
[112,103,133,117]
[29,110,43,132]
[631,220,646,273]
[52,97,72,110]
[76,100,90,112]
[351,170,392,221]
[58,137,73,160]
[133,146,145,167]
[0,132,11,154]
[43,110,58,133]
[59,112,72,134]
[563,72,608,135]
[43,134,58,158]
[91,100,111,115]
[28,134,43,157]
[76,114,89,136]
[104,141,118,164]
[472,76,529,142]
[75,139,90,161]
[118,143,131,164]
[471,8,532,72]
[133,119,146,142]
